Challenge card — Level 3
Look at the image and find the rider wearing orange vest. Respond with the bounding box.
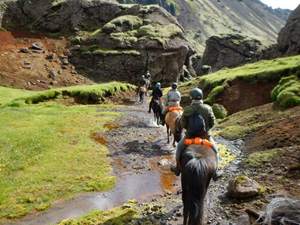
[170,88,219,176]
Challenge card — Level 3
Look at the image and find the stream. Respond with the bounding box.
[8,96,245,225]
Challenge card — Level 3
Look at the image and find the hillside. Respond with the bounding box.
[116,0,290,53]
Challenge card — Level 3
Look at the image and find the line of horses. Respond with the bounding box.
[149,98,218,225]
[145,90,299,225]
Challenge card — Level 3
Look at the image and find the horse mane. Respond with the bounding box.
[262,197,300,225]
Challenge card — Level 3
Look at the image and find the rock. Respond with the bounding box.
[122,203,132,209]
[277,5,300,56]
[46,54,54,59]
[23,66,31,69]
[32,42,43,50]
[61,65,68,69]
[24,61,31,65]
[227,175,261,199]
[32,50,44,54]
[49,71,57,79]
[196,34,265,74]
[20,47,29,53]
[50,81,58,85]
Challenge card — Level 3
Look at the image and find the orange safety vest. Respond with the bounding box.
[184,137,213,147]
[168,107,183,112]
[154,98,162,102]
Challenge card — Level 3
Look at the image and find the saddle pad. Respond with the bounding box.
[184,137,213,147]
[168,107,183,112]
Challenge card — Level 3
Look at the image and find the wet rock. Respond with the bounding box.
[227,175,260,199]
[32,49,44,54]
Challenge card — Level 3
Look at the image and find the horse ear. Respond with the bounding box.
[245,208,264,225]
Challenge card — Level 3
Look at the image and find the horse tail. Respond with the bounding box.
[184,156,208,224]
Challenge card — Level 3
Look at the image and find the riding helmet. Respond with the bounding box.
[141,75,145,78]
[190,88,203,100]
[156,82,161,87]
[171,82,177,89]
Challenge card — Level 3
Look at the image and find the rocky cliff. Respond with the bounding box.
[114,0,290,53]
[0,0,196,86]
[277,4,300,57]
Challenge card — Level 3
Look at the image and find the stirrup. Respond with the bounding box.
[170,165,180,176]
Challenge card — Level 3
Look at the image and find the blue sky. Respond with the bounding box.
[260,0,299,10]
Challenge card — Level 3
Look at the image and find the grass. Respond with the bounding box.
[178,55,300,107]
[58,200,137,224]
[1,82,135,106]
[243,149,278,166]
[197,55,300,92]
[0,103,121,219]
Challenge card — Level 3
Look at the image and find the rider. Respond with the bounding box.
[161,82,181,125]
[137,75,147,95]
[148,82,163,113]
[170,88,219,176]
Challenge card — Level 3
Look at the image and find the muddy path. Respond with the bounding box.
[11,96,246,225]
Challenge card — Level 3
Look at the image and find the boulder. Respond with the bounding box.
[277,4,300,56]
[196,34,267,74]
[227,176,261,199]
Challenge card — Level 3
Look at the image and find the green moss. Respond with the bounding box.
[195,55,300,92]
[212,103,227,119]
[2,82,135,106]
[271,75,300,108]
[236,175,246,183]
[205,85,225,104]
[102,15,143,34]
[58,201,137,224]
[244,149,278,166]
[93,48,140,56]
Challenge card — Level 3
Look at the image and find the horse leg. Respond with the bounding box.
[167,126,170,144]
[172,135,176,147]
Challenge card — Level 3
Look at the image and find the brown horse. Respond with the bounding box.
[165,109,183,147]
[180,145,218,225]
[138,86,146,103]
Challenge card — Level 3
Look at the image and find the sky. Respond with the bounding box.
[260,0,299,10]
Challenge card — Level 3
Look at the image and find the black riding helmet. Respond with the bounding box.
[171,82,178,89]
[190,88,203,100]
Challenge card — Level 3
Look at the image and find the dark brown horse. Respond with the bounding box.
[180,145,218,225]
[151,99,163,125]
[165,109,183,147]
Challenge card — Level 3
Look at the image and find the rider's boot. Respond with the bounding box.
[148,103,151,113]
[170,164,181,176]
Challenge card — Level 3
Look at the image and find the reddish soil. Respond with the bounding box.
[0,29,94,91]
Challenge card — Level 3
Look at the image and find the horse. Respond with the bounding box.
[244,197,300,225]
[165,109,183,147]
[180,145,218,225]
[151,99,163,125]
[138,85,146,103]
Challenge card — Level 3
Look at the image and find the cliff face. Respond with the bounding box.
[0,0,196,86]
[113,0,290,53]
[277,4,300,56]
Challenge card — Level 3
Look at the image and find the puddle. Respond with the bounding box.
[9,172,163,225]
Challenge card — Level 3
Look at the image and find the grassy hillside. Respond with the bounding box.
[0,82,133,219]
[179,54,300,107]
